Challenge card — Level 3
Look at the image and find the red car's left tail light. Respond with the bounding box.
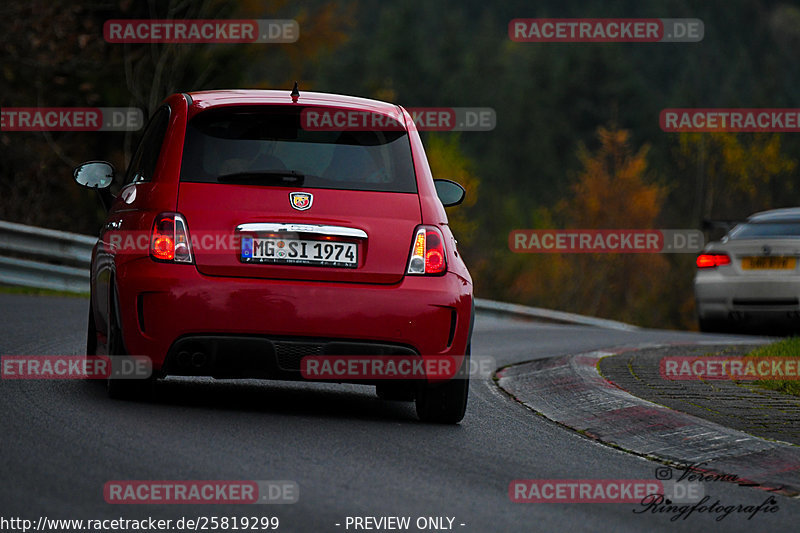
[150,213,193,263]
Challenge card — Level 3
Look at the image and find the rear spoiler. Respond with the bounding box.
[701,219,741,232]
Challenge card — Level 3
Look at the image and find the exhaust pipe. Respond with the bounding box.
[177,351,191,369]
[191,352,207,368]
[728,311,745,321]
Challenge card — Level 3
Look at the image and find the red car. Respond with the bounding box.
[74,88,474,423]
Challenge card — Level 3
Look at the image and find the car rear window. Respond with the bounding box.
[179,106,417,193]
[728,222,800,239]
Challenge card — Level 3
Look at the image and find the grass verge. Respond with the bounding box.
[748,337,800,397]
[0,284,89,298]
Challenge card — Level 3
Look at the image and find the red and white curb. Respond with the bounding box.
[496,344,800,496]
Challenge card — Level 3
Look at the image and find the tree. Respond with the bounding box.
[676,132,797,224]
[0,0,354,233]
[510,125,671,325]
[423,133,479,249]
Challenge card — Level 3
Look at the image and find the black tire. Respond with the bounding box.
[415,372,469,424]
[83,302,106,384]
[86,302,97,357]
[106,286,154,401]
[415,305,474,424]
[415,344,471,424]
[376,382,415,402]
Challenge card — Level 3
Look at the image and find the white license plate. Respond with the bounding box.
[241,236,357,268]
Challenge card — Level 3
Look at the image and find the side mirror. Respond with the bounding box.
[74,161,115,189]
[434,179,466,207]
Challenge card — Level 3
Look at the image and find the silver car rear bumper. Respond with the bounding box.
[694,270,800,319]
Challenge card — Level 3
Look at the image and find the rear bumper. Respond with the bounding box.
[694,271,800,319]
[115,258,473,378]
[164,335,420,381]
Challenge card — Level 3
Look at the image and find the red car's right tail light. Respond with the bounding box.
[407,226,447,275]
[696,253,731,269]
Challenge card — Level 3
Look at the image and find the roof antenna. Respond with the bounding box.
[291,81,299,103]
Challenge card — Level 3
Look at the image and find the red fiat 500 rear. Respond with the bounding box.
[75,89,474,423]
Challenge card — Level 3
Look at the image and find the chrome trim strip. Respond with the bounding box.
[236,223,368,239]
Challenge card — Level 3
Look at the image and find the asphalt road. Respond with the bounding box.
[1,293,797,532]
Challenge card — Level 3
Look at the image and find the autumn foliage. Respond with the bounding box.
[504,126,671,325]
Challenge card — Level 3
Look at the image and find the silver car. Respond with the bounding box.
[694,207,800,332]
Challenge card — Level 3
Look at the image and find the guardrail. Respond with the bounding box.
[0,220,95,293]
[474,298,638,331]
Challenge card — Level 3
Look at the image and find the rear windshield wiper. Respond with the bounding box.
[216,170,305,185]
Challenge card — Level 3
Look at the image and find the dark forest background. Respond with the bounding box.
[3,0,800,329]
